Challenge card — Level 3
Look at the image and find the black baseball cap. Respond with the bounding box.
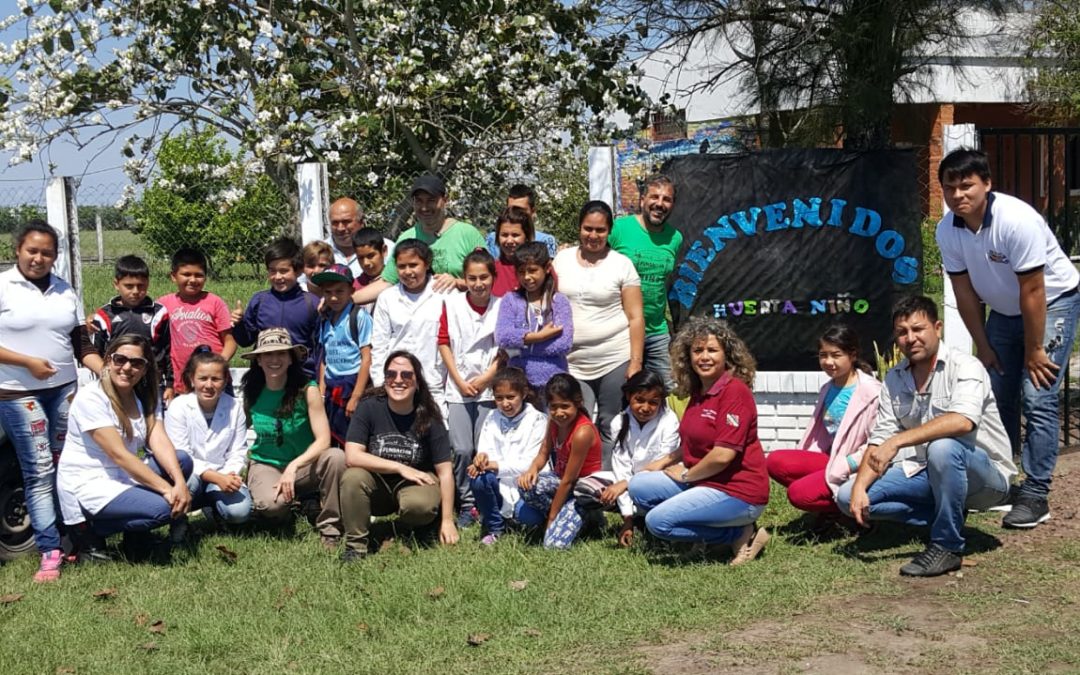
[411,174,446,198]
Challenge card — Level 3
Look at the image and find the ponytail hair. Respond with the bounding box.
[181,345,231,392]
[614,369,669,453]
[818,324,873,375]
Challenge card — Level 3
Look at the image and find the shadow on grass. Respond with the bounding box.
[831,523,1002,563]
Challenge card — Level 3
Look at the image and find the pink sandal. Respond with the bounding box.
[33,549,63,583]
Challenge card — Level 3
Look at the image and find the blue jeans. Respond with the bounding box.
[518,471,590,549]
[187,473,252,524]
[89,451,193,537]
[0,381,76,552]
[470,471,505,534]
[836,438,1009,552]
[643,333,674,390]
[985,290,1080,498]
[628,471,764,545]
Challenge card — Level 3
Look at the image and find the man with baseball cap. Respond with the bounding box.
[352,173,486,305]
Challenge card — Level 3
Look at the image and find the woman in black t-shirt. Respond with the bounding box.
[339,350,458,561]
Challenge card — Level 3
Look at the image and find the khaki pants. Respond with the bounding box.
[340,467,440,552]
[247,447,345,539]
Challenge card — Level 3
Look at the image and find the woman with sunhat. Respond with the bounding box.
[241,328,346,550]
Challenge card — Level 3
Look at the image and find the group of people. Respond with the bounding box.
[0,148,1073,584]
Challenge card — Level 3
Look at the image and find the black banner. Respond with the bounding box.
[664,149,923,371]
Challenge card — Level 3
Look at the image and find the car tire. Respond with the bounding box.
[0,446,35,561]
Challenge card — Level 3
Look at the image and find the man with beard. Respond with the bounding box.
[837,296,1015,577]
[608,174,682,387]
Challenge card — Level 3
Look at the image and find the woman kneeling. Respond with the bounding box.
[628,317,770,565]
[57,335,191,560]
[340,351,459,561]
[242,329,345,550]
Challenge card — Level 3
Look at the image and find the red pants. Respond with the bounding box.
[766,450,839,514]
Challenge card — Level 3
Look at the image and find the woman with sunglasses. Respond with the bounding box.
[338,350,458,562]
[240,328,346,551]
[0,221,104,581]
[56,334,191,562]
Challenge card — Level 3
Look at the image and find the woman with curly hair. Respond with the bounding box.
[627,317,771,564]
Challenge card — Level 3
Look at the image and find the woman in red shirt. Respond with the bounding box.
[627,317,771,565]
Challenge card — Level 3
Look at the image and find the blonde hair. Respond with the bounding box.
[302,240,333,265]
[670,316,756,396]
[101,334,159,440]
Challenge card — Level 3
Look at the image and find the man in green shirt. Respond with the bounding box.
[353,174,486,303]
[608,174,682,387]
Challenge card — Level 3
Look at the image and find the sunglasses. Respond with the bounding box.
[385,369,415,383]
[110,353,148,370]
[274,418,284,447]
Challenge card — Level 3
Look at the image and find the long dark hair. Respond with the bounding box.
[363,350,443,436]
[544,373,588,420]
[818,324,873,375]
[512,241,555,322]
[101,334,159,440]
[614,370,668,452]
[241,350,308,425]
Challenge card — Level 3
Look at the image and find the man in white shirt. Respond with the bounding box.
[327,198,366,277]
[838,296,1015,577]
[935,149,1080,529]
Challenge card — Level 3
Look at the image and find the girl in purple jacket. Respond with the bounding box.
[494,242,573,406]
[766,325,881,519]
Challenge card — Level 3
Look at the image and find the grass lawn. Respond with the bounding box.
[2,462,1079,675]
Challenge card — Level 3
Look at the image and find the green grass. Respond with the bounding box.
[1,487,1071,675]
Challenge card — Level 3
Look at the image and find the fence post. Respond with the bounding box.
[296,162,329,246]
[588,145,617,210]
[45,177,81,294]
[940,124,975,354]
[95,211,104,264]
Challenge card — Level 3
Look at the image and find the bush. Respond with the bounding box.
[132,130,289,276]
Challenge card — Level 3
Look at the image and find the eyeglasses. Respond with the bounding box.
[274,418,284,447]
[110,353,148,370]
[385,369,415,383]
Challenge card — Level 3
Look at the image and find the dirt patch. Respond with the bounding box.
[636,452,1080,674]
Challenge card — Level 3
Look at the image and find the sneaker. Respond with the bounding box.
[987,484,1019,513]
[730,525,770,566]
[899,544,962,577]
[456,507,480,529]
[169,517,190,545]
[1002,495,1051,529]
[340,547,366,564]
[480,532,501,546]
[33,549,62,583]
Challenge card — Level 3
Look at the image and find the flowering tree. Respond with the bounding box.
[0,0,645,226]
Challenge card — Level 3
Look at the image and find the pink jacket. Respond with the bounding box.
[797,369,882,495]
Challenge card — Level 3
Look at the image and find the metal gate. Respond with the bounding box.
[979,127,1080,448]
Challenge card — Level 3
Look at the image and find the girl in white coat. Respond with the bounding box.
[438,249,503,527]
[467,367,548,545]
[591,370,680,547]
[164,347,251,525]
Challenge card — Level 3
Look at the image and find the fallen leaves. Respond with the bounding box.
[136,642,158,652]
[523,628,543,638]
[508,579,528,592]
[148,620,167,635]
[466,632,491,646]
[92,588,118,601]
[0,593,24,605]
[273,587,296,611]
[356,622,370,635]
[215,545,238,564]
[134,613,149,627]
[427,586,445,600]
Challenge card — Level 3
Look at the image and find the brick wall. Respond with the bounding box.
[754,371,828,451]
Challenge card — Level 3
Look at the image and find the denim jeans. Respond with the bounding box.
[90,451,193,537]
[0,381,76,552]
[628,471,764,545]
[985,289,1080,498]
[518,471,590,549]
[470,471,505,535]
[187,473,253,524]
[836,438,1009,552]
[643,333,674,390]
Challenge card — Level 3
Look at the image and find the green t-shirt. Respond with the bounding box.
[608,214,684,335]
[248,382,317,469]
[381,219,486,284]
